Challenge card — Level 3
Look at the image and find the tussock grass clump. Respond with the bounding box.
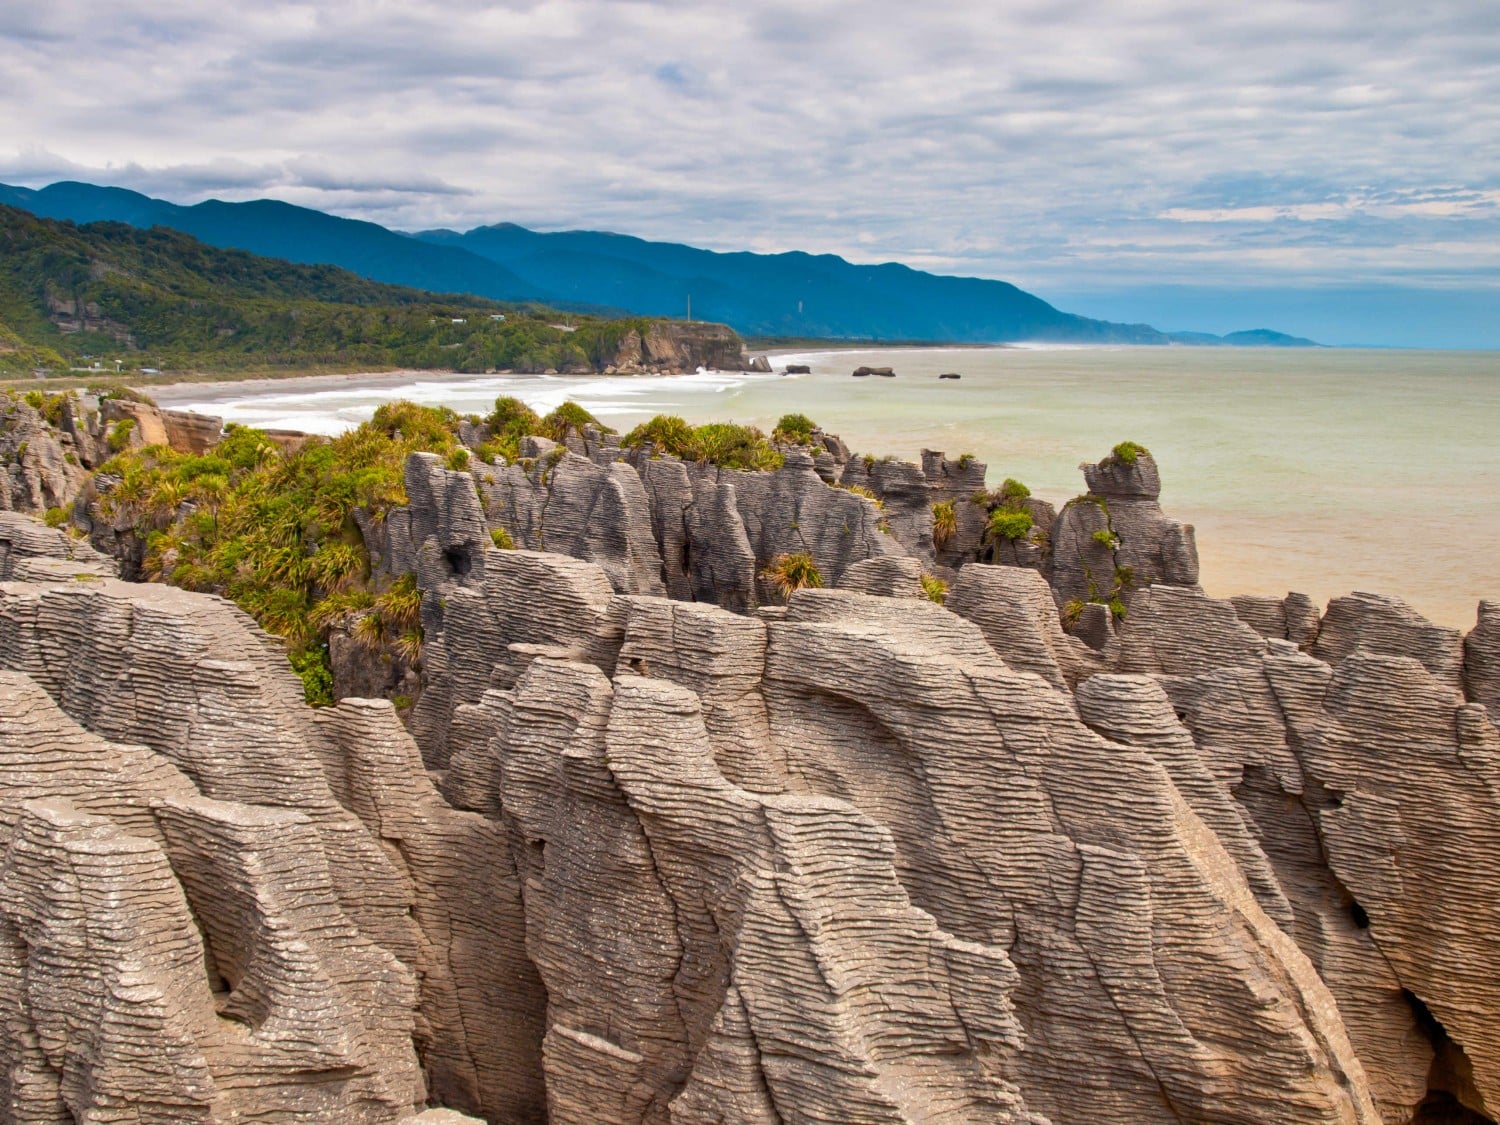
[1111,440,1148,465]
[931,500,958,549]
[693,423,783,471]
[920,573,949,604]
[107,419,135,451]
[541,401,611,442]
[760,552,824,600]
[621,414,697,459]
[838,483,883,507]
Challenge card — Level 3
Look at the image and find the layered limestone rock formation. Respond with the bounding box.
[0,565,544,1123]
[1048,446,1199,616]
[0,395,92,513]
[435,434,1205,653]
[2,426,1498,1124]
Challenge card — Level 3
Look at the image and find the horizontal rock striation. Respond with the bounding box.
[1,420,1498,1125]
[0,555,545,1121]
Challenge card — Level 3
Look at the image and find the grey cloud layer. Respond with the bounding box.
[2,0,1497,294]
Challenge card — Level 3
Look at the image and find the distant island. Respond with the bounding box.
[0,180,1319,351]
[1168,328,1322,347]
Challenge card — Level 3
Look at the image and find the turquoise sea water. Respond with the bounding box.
[153,346,1500,628]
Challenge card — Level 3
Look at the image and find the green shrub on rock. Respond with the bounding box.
[623,414,783,471]
[622,414,697,459]
[693,423,783,471]
[107,419,136,451]
[99,401,467,704]
[772,413,818,444]
[987,509,1034,541]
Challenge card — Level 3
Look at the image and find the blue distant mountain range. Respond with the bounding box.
[0,180,1317,347]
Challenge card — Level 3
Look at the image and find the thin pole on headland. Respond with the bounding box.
[687,294,692,323]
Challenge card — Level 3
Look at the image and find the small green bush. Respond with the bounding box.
[1061,598,1086,628]
[622,414,697,458]
[541,401,610,442]
[90,386,157,406]
[988,509,1034,541]
[43,506,68,528]
[999,478,1030,503]
[1111,441,1148,465]
[289,647,334,707]
[1092,529,1120,550]
[483,396,544,461]
[491,527,515,550]
[956,452,977,470]
[693,422,783,471]
[107,418,136,451]
[447,447,470,471]
[626,417,784,471]
[772,413,818,444]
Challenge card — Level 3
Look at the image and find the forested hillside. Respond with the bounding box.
[0,205,660,374]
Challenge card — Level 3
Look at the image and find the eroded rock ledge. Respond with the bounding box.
[0,438,1497,1124]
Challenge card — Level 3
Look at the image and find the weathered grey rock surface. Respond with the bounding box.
[0,419,1498,1125]
[0,561,544,1122]
[1049,447,1199,612]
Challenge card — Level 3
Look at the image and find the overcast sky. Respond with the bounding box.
[3,1,1497,345]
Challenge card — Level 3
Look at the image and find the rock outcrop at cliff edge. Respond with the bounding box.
[2,434,1500,1123]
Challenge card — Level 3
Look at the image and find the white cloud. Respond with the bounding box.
[0,0,1496,298]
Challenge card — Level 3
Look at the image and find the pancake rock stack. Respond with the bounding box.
[0,439,1497,1123]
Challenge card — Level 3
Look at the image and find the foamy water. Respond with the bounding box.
[153,346,1500,628]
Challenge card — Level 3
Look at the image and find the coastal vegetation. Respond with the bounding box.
[920,573,949,604]
[0,204,669,375]
[476,397,611,462]
[760,551,824,599]
[96,402,467,701]
[771,413,818,444]
[622,414,784,471]
[931,500,957,548]
[88,397,617,703]
[987,509,1034,541]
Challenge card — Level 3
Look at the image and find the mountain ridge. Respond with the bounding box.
[1,180,1317,346]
